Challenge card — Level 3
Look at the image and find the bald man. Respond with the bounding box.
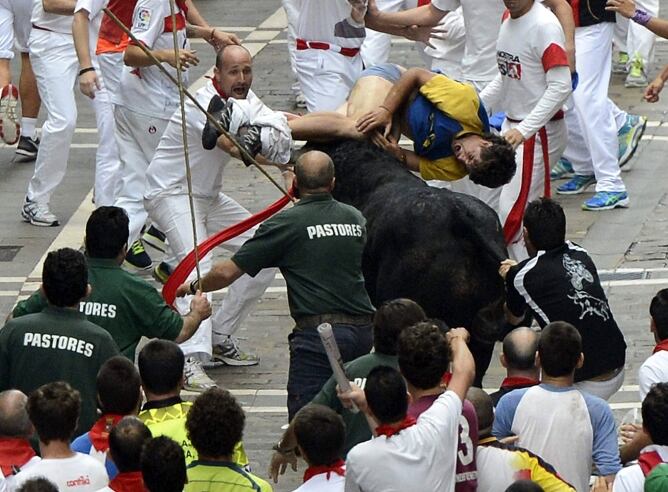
[0,390,40,489]
[490,327,540,406]
[177,150,375,419]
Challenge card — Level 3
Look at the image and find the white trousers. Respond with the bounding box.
[27,30,78,204]
[361,0,414,67]
[281,0,301,93]
[563,23,625,193]
[295,48,363,112]
[97,52,123,104]
[614,0,659,67]
[574,368,625,401]
[145,192,276,357]
[499,119,567,260]
[114,106,168,244]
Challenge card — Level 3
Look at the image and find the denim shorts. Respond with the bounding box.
[360,63,403,83]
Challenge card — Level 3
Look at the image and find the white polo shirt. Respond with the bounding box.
[639,351,668,401]
[14,454,108,491]
[31,0,73,34]
[345,390,461,492]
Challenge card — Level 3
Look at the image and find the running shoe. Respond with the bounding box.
[209,337,259,367]
[612,51,629,74]
[625,56,648,87]
[152,261,173,284]
[295,91,307,109]
[582,191,630,211]
[184,356,217,392]
[202,95,234,150]
[21,197,59,227]
[556,174,596,195]
[550,157,574,180]
[0,84,20,145]
[618,114,647,169]
[143,225,167,252]
[15,135,39,160]
[124,240,152,271]
[236,125,262,167]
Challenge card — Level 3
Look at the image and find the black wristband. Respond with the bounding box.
[189,279,199,295]
[78,67,96,76]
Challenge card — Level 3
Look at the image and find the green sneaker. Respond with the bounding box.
[550,157,574,180]
[618,114,647,169]
[613,51,629,74]
[625,56,648,87]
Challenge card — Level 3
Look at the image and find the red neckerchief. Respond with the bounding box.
[653,340,668,354]
[303,459,345,483]
[211,77,228,100]
[639,450,665,477]
[89,414,124,452]
[375,416,417,438]
[500,376,539,389]
[0,438,36,477]
[109,471,146,492]
[176,0,188,14]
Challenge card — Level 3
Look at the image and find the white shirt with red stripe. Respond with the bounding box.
[31,0,74,34]
[297,0,365,49]
[613,445,668,492]
[117,0,189,119]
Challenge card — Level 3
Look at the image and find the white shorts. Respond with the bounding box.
[0,0,31,57]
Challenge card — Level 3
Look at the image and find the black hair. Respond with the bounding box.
[523,198,566,251]
[108,417,152,473]
[505,480,544,492]
[502,327,540,371]
[650,289,668,341]
[364,366,408,425]
[85,206,129,259]
[42,248,88,307]
[292,404,345,466]
[27,382,80,444]
[642,382,668,446]
[97,356,141,415]
[469,133,516,188]
[141,436,187,492]
[138,340,185,395]
[373,298,427,355]
[397,320,450,390]
[538,321,582,377]
[17,478,59,492]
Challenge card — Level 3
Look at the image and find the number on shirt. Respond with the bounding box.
[458,415,474,466]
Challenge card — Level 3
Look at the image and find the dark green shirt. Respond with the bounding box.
[232,193,374,318]
[311,352,398,455]
[13,258,183,359]
[0,306,120,434]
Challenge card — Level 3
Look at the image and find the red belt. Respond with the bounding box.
[296,38,360,57]
[506,109,564,124]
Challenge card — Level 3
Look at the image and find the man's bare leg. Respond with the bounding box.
[19,53,40,120]
[288,112,364,142]
[345,74,397,120]
[0,59,10,87]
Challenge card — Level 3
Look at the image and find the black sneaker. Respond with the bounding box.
[202,95,226,150]
[236,125,262,167]
[16,136,40,160]
[152,261,173,284]
[124,240,152,271]
[143,225,167,252]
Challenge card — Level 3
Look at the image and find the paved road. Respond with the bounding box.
[2,1,668,489]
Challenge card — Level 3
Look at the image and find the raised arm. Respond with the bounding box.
[606,0,668,38]
[366,0,449,28]
[446,328,475,402]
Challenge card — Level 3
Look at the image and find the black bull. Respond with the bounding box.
[315,140,508,386]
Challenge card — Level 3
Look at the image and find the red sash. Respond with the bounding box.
[375,416,417,438]
[500,376,539,389]
[653,339,668,354]
[89,414,124,452]
[0,438,36,477]
[303,459,345,483]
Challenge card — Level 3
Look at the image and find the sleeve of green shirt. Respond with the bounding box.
[0,323,13,390]
[133,280,183,341]
[231,217,292,277]
[12,291,48,318]
[311,374,344,413]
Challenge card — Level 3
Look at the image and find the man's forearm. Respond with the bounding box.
[198,259,245,293]
[174,312,202,343]
[382,68,434,114]
[448,336,475,401]
[185,0,209,27]
[43,0,76,15]
[72,12,93,68]
[367,3,446,28]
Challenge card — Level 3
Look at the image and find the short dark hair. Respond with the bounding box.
[295,151,335,190]
[141,436,187,492]
[292,404,345,466]
[505,480,544,492]
[502,327,540,371]
[650,289,668,341]
[17,478,59,492]
[364,366,408,425]
[186,388,244,458]
[538,322,582,377]
[108,417,152,473]
[42,248,88,307]
[523,198,566,251]
[397,320,450,390]
[97,356,141,415]
[85,206,129,259]
[27,382,80,444]
[0,390,32,438]
[373,299,427,355]
[469,133,516,189]
[642,382,668,445]
[138,340,184,395]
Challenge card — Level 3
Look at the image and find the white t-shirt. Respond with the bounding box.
[14,453,108,491]
[73,0,107,57]
[118,0,189,119]
[0,456,40,492]
[613,445,668,492]
[297,0,365,48]
[345,390,462,492]
[639,351,668,401]
[293,472,345,492]
[31,0,73,34]
[423,7,465,79]
[431,0,504,82]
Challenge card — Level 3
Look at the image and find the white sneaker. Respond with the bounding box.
[184,356,217,392]
[295,92,307,109]
[0,84,20,145]
[21,197,59,227]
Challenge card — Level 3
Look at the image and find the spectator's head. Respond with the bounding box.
[645,464,668,492]
[397,320,450,391]
[522,198,566,254]
[292,404,345,467]
[214,45,253,99]
[138,340,184,398]
[97,356,142,416]
[27,382,80,445]
[537,322,583,379]
[364,366,409,425]
[41,248,89,308]
[650,289,668,343]
[466,387,494,438]
[141,436,186,492]
[373,298,426,355]
[186,388,244,460]
[503,0,534,18]
[16,478,59,492]
[108,417,152,473]
[85,206,129,260]
[295,151,335,194]
[501,327,540,378]
[642,382,668,446]
[0,390,33,439]
[505,480,544,492]
[466,133,516,189]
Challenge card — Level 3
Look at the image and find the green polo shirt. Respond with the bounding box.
[232,193,374,319]
[13,258,183,359]
[0,306,119,434]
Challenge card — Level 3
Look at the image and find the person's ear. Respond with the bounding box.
[576,352,584,370]
[535,351,541,368]
[85,284,92,298]
[500,353,508,368]
[330,177,336,190]
[651,317,657,334]
[406,391,413,406]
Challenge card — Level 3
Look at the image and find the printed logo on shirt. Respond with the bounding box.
[353,377,367,389]
[79,301,117,319]
[497,51,522,80]
[66,475,91,487]
[134,8,152,31]
[23,333,95,357]
[306,223,363,240]
[148,125,157,134]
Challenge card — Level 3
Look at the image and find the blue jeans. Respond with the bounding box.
[287,323,373,420]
